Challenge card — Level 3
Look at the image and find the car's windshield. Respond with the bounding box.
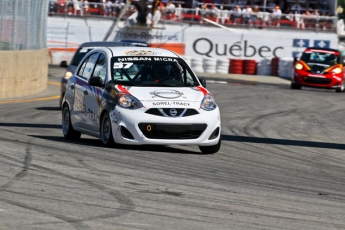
[111,56,200,87]
[300,50,340,66]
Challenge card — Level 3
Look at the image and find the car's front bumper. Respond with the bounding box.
[293,71,343,89]
[109,106,221,146]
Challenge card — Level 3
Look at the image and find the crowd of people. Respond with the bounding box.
[48,0,336,30]
[197,0,335,29]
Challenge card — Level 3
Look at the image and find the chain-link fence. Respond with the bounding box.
[0,0,48,50]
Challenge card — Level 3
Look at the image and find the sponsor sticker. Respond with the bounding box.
[150,89,184,99]
[125,50,161,55]
[152,101,190,107]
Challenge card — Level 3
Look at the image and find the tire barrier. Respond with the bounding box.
[256,58,272,76]
[203,57,217,74]
[229,59,244,74]
[191,57,204,73]
[243,59,257,75]
[271,57,280,76]
[216,59,230,74]
[278,57,294,79]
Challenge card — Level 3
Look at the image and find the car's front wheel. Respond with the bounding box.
[290,82,302,90]
[100,112,115,147]
[199,139,221,154]
[335,81,345,93]
[62,104,81,140]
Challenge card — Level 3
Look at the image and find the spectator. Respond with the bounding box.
[104,0,113,16]
[242,4,252,24]
[277,0,287,13]
[231,5,242,23]
[290,0,303,14]
[200,3,210,17]
[302,10,314,28]
[251,5,260,24]
[82,0,90,15]
[73,0,83,16]
[165,1,176,18]
[149,0,163,27]
[208,3,219,19]
[271,5,281,26]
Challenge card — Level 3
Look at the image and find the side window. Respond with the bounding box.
[77,52,99,81]
[93,54,107,83]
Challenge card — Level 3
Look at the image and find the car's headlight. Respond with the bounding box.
[64,71,73,80]
[295,63,303,70]
[200,94,217,111]
[332,67,342,74]
[117,92,143,109]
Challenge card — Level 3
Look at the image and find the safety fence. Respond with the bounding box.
[48,1,337,31]
[0,0,49,100]
[0,0,48,50]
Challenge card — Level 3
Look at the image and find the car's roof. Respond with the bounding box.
[120,39,149,47]
[79,41,129,48]
[305,47,340,53]
[107,47,180,58]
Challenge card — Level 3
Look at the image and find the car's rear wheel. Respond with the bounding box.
[290,83,302,90]
[199,139,221,154]
[62,104,81,140]
[335,81,345,93]
[101,112,115,147]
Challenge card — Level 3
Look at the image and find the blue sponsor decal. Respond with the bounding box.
[313,40,330,48]
[293,39,309,47]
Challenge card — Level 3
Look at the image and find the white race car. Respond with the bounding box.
[61,47,221,154]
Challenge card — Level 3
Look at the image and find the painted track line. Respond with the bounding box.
[0,82,60,105]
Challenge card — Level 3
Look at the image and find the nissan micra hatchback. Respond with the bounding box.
[291,47,345,92]
[61,47,221,154]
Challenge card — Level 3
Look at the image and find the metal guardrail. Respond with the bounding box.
[47,2,337,32]
[0,0,48,50]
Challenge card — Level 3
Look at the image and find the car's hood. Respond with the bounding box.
[116,85,209,102]
[305,62,331,74]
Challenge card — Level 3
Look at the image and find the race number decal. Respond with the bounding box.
[113,62,133,69]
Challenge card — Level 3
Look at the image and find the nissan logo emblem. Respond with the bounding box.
[169,109,177,116]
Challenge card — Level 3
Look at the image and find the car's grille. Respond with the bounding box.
[145,108,199,117]
[302,76,332,85]
[138,123,207,139]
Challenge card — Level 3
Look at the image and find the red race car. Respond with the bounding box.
[291,47,345,92]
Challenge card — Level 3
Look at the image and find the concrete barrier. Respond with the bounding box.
[0,49,49,99]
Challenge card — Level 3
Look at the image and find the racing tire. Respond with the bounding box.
[62,104,81,140]
[100,112,115,147]
[290,83,302,90]
[335,81,345,93]
[199,139,221,154]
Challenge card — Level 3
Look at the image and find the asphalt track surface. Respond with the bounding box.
[1,65,345,230]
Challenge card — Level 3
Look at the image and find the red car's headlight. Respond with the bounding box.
[295,63,303,70]
[332,67,342,74]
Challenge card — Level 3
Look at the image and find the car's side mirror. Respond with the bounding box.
[88,76,104,87]
[199,78,206,88]
[60,61,68,68]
